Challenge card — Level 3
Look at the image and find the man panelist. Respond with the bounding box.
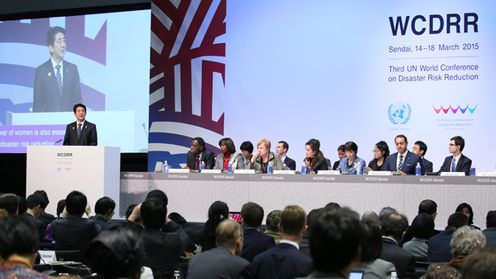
[385,134,422,175]
[33,26,82,112]
[438,136,472,176]
[63,103,97,146]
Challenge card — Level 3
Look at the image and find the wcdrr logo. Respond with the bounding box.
[433,105,477,114]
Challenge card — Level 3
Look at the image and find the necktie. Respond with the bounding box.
[195,154,200,170]
[77,123,82,139]
[55,65,62,96]
[451,158,456,172]
[398,155,404,171]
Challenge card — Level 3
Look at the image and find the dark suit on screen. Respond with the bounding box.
[188,246,249,279]
[186,149,215,170]
[283,156,296,170]
[63,120,97,146]
[248,242,313,279]
[241,228,276,262]
[438,154,472,176]
[33,59,82,112]
[385,151,422,175]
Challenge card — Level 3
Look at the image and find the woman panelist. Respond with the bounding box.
[337,141,366,175]
[214,137,244,171]
[303,138,328,174]
[247,139,283,173]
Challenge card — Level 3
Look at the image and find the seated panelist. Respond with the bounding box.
[246,139,283,173]
[214,137,244,171]
[303,138,329,174]
[337,141,366,175]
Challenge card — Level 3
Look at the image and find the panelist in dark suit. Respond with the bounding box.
[384,134,422,175]
[438,136,472,176]
[412,140,433,174]
[276,140,296,170]
[63,103,97,146]
[33,26,82,112]
[332,144,345,170]
[186,137,215,170]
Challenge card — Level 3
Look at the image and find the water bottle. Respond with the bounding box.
[267,163,273,174]
[173,270,181,279]
[200,161,205,171]
[356,161,362,175]
[227,162,233,174]
[415,162,421,176]
[162,160,169,173]
[390,271,398,279]
[301,165,307,175]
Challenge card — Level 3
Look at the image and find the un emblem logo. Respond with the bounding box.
[388,102,411,124]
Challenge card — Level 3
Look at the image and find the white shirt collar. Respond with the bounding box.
[77,120,85,126]
[279,239,299,249]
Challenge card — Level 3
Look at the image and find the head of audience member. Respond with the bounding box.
[410,213,435,240]
[449,136,465,155]
[418,199,437,220]
[65,190,87,217]
[462,247,496,279]
[324,202,341,211]
[276,141,289,157]
[266,210,281,233]
[360,221,382,263]
[486,210,496,229]
[191,137,206,155]
[373,140,390,161]
[25,193,45,218]
[241,202,264,228]
[309,207,362,277]
[125,204,137,220]
[337,144,346,161]
[168,212,187,227]
[219,137,236,156]
[423,264,462,279]
[33,190,50,212]
[446,212,468,230]
[306,208,323,234]
[0,215,40,266]
[240,141,254,160]
[343,141,359,161]
[203,201,229,249]
[56,199,66,218]
[280,205,307,242]
[0,194,19,217]
[380,212,408,243]
[47,26,66,62]
[394,134,408,155]
[378,206,398,223]
[455,202,475,226]
[450,226,486,260]
[256,139,271,159]
[361,211,380,228]
[16,196,27,215]
[412,140,428,158]
[140,198,166,230]
[145,189,168,208]
[216,219,244,256]
[95,197,116,222]
[86,226,144,279]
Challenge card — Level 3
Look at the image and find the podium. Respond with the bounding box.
[26,146,120,216]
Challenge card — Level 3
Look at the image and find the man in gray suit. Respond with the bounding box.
[188,219,249,279]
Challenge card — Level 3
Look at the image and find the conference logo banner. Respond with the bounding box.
[433,105,477,130]
[148,0,226,170]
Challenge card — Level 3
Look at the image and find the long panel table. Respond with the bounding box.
[120,172,496,228]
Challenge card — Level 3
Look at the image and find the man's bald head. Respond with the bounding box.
[216,219,242,247]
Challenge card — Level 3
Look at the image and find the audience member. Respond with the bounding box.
[427,212,468,262]
[324,202,341,210]
[403,199,440,244]
[379,213,415,278]
[140,197,181,278]
[56,199,66,218]
[32,190,55,231]
[300,208,323,257]
[353,221,396,278]
[378,207,398,223]
[301,207,362,278]
[455,202,479,229]
[277,140,296,170]
[0,216,51,278]
[240,202,275,261]
[264,210,282,244]
[50,190,100,259]
[188,219,249,279]
[0,193,19,217]
[402,213,435,261]
[462,247,496,279]
[86,226,145,279]
[90,196,116,230]
[24,193,46,242]
[482,210,496,248]
[332,144,345,171]
[201,201,229,251]
[361,211,380,228]
[249,205,313,279]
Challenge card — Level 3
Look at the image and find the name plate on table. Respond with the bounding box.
[368,171,393,176]
[273,170,295,175]
[440,172,465,176]
[233,169,255,174]
[200,169,222,174]
[168,168,190,174]
[38,250,57,264]
[317,170,341,175]
[477,172,496,177]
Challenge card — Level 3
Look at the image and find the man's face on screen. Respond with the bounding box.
[74,106,86,122]
[49,32,66,62]
[395,137,407,154]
